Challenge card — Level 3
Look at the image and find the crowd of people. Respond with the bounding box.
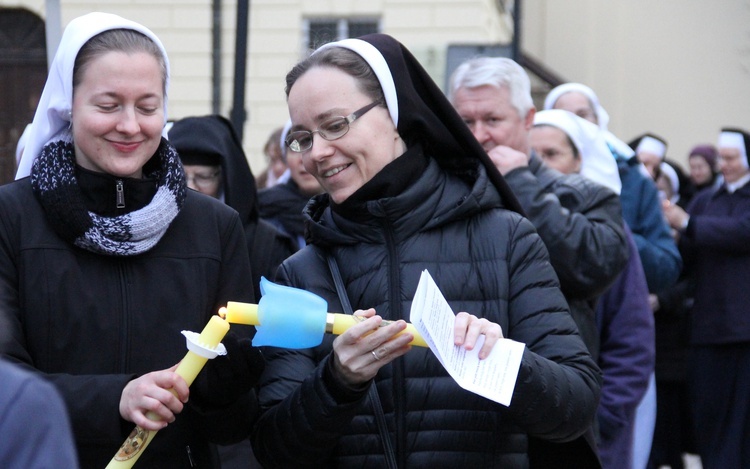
[1,10,748,469]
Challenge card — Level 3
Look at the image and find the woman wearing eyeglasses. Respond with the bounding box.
[250,34,601,468]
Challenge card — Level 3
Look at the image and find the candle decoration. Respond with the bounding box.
[220,277,427,348]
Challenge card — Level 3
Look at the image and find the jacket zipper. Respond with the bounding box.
[383,215,406,469]
[116,180,125,209]
[186,445,197,467]
[117,261,130,372]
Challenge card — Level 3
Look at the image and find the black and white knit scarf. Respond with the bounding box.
[30,131,187,256]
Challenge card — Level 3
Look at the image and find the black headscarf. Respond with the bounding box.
[315,34,524,215]
[169,115,260,223]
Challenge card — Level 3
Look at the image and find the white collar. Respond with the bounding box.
[725,173,750,193]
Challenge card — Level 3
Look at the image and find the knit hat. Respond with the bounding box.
[314,34,524,214]
[688,144,718,169]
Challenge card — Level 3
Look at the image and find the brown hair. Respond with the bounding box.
[285,46,384,105]
[73,29,167,94]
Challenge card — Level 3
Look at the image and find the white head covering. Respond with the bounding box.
[313,38,399,127]
[273,120,293,185]
[544,82,635,159]
[658,162,680,204]
[718,129,749,170]
[16,12,170,179]
[279,119,292,161]
[636,136,667,160]
[533,109,622,195]
[544,83,609,131]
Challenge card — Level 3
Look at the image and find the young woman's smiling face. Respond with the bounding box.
[287,66,404,204]
[72,50,165,179]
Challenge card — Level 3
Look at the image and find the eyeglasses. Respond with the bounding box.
[185,170,221,188]
[285,99,383,153]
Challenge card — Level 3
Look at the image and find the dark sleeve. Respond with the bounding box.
[682,201,750,254]
[629,177,682,292]
[505,169,628,300]
[0,188,138,444]
[251,345,369,467]
[190,212,261,444]
[501,216,602,443]
[246,219,295,303]
[595,228,655,441]
[0,361,80,469]
[250,258,370,468]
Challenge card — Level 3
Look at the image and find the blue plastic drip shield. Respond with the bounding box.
[252,277,329,349]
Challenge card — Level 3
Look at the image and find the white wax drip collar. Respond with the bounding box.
[181,331,227,359]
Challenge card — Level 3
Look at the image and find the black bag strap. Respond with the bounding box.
[326,253,398,469]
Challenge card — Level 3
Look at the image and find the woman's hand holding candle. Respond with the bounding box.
[219,277,428,349]
[107,315,231,468]
[331,308,414,386]
[119,364,189,430]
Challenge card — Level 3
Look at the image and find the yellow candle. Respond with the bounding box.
[175,315,229,386]
[220,301,427,348]
[220,302,259,325]
[329,313,428,348]
[106,315,230,468]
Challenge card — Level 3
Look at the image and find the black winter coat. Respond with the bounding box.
[251,156,601,468]
[504,154,629,361]
[168,115,295,303]
[0,177,257,469]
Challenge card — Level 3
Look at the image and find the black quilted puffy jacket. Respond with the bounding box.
[251,154,601,469]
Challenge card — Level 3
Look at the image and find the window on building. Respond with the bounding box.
[305,18,380,51]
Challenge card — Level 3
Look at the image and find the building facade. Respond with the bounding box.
[1,0,747,178]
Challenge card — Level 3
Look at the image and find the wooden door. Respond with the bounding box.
[0,8,47,185]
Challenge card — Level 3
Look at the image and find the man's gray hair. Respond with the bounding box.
[448,57,533,117]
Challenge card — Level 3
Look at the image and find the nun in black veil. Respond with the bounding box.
[251,34,601,468]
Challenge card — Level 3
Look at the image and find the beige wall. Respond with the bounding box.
[1,0,230,116]
[245,0,511,171]
[6,1,745,173]
[1,0,509,173]
[523,0,750,169]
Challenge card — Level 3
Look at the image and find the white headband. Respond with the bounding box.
[280,119,292,160]
[636,136,667,160]
[313,38,398,127]
[16,12,170,180]
[544,83,610,131]
[658,162,680,204]
[533,109,621,195]
[718,131,749,169]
